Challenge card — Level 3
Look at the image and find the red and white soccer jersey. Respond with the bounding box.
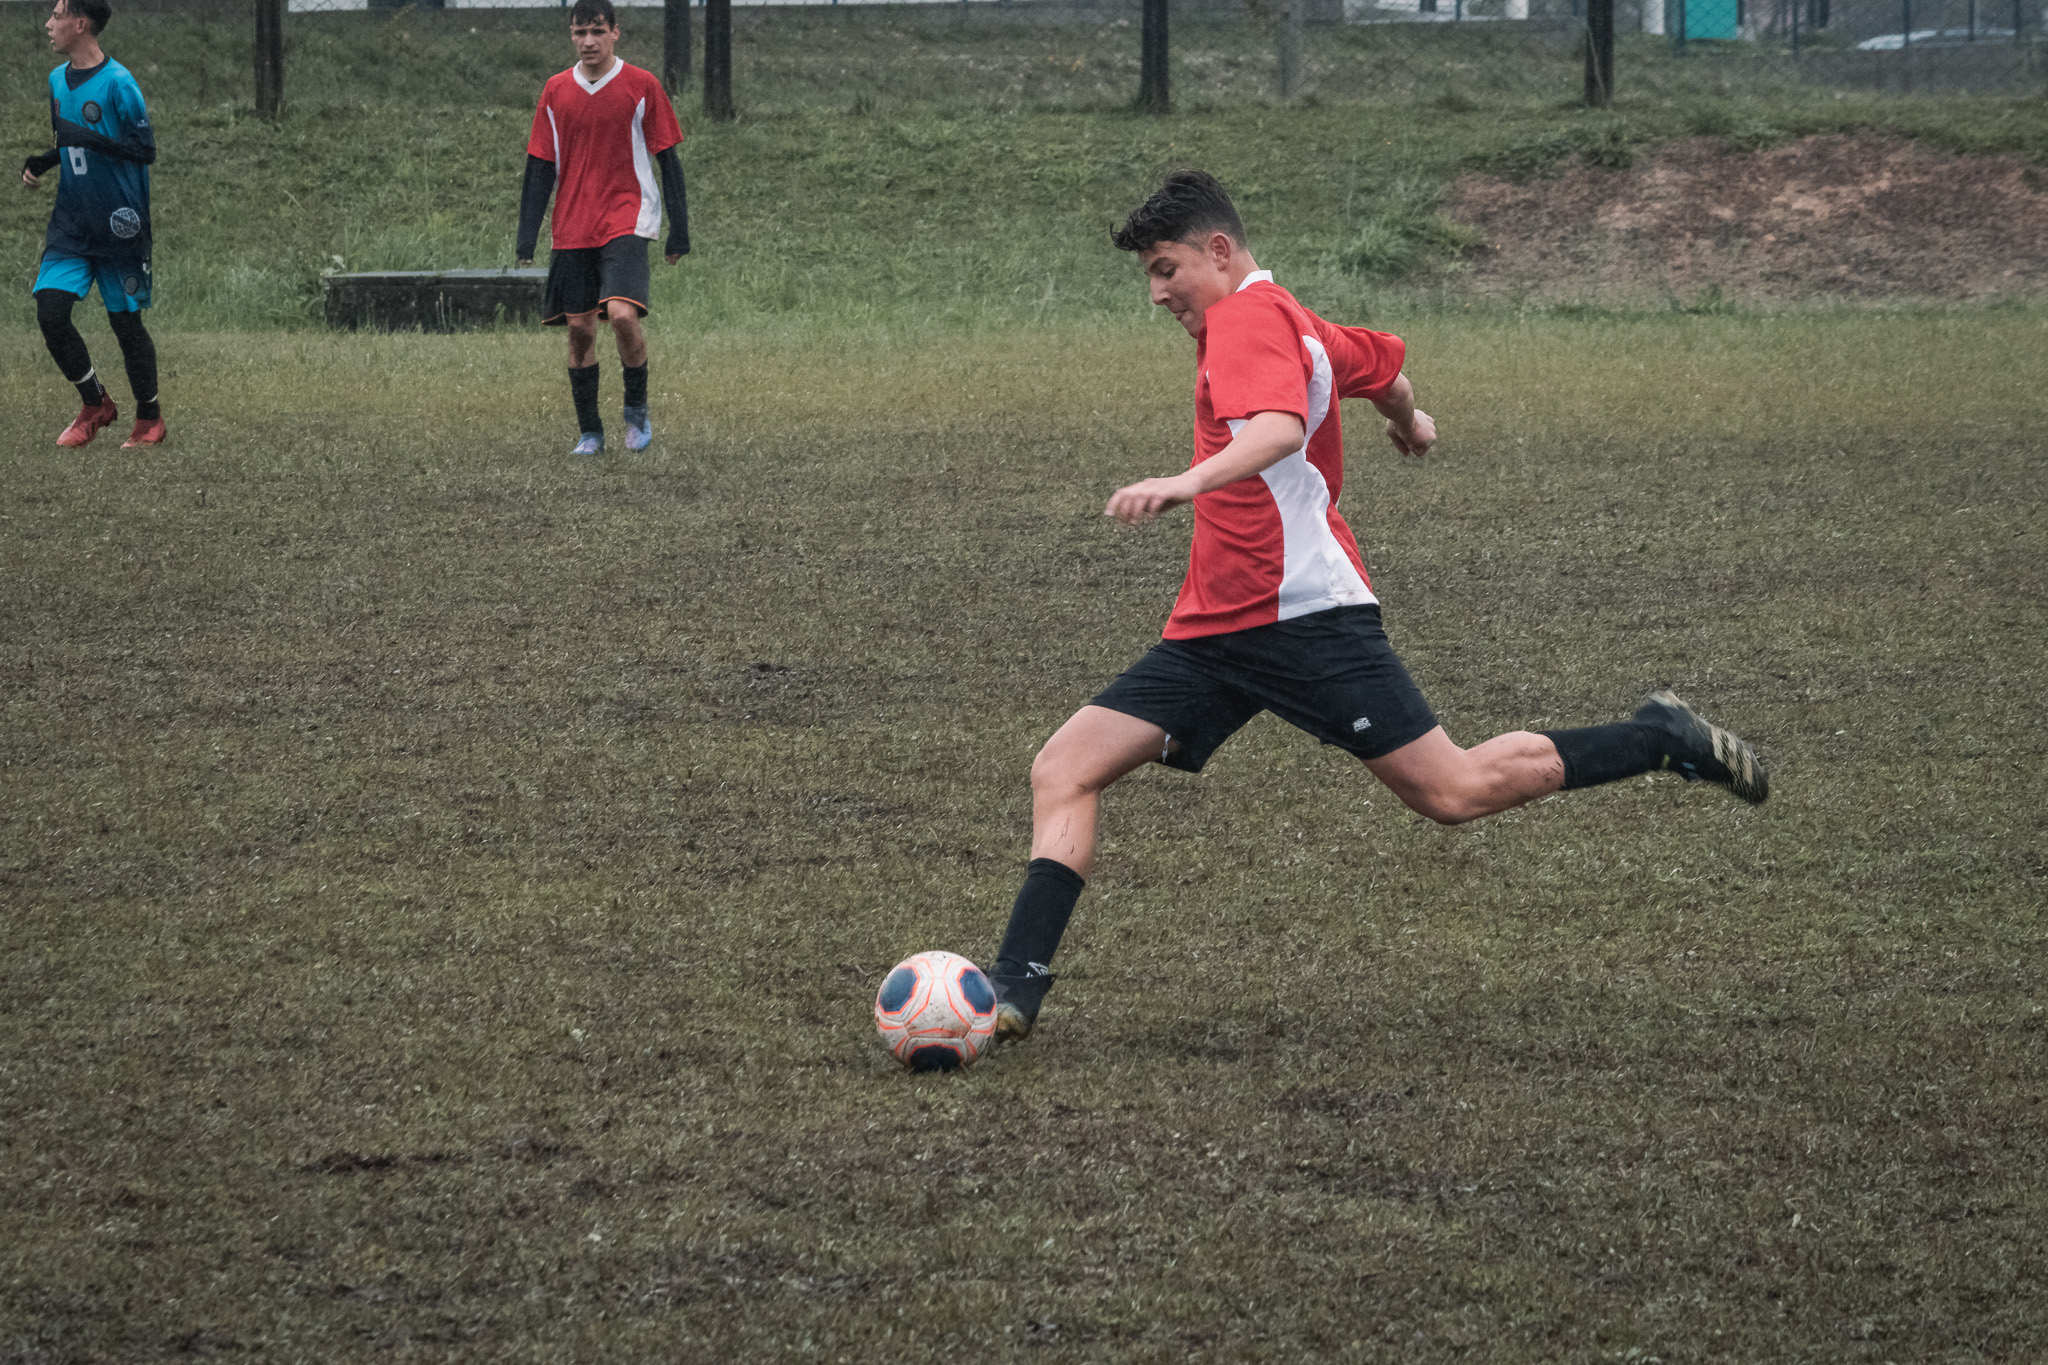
[525,59,684,250]
[1163,271,1408,641]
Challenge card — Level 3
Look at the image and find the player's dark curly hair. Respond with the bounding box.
[569,0,618,27]
[63,0,112,36]
[1111,171,1248,253]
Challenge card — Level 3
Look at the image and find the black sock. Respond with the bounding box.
[107,310,159,421]
[568,363,601,434]
[994,858,1087,981]
[35,288,102,406]
[1543,722,1661,790]
[622,362,647,410]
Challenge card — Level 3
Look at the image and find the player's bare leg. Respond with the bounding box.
[1368,694,1769,824]
[990,706,1163,1040]
[1363,726,1564,826]
[605,298,647,367]
[1029,705,1165,877]
[606,299,654,450]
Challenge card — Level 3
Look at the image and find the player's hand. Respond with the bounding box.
[1386,408,1436,458]
[1105,473,1198,527]
[21,167,41,188]
[664,252,681,266]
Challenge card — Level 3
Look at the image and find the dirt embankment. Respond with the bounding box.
[1447,134,2048,303]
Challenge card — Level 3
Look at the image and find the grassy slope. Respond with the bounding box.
[3,307,2045,1359]
[2,6,2045,331]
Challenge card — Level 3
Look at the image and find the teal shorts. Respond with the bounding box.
[35,251,151,312]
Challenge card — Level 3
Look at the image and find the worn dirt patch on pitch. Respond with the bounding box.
[1447,134,2048,303]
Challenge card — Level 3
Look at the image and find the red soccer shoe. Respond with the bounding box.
[122,417,167,449]
[56,395,119,448]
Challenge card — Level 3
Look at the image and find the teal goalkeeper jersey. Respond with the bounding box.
[43,57,154,265]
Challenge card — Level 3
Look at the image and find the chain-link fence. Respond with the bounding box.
[266,0,2044,101]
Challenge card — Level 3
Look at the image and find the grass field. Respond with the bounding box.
[5,4,2048,1360]
[4,304,2045,1359]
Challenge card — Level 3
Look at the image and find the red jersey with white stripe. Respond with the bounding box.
[1164,272,1407,640]
[525,59,683,250]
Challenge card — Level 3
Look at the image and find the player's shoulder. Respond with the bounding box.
[1209,278,1312,341]
[101,58,146,97]
[618,62,677,101]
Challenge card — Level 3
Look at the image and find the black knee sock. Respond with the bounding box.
[35,289,103,406]
[107,310,159,421]
[994,858,1086,982]
[568,363,601,434]
[1543,722,1661,790]
[622,362,647,410]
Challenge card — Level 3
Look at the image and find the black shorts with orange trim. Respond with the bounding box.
[1087,604,1439,773]
[543,233,652,325]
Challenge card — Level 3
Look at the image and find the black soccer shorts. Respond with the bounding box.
[543,233,652,325]
[1088,604,1440,772]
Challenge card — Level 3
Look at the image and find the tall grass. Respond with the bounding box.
[2,7,2043,333]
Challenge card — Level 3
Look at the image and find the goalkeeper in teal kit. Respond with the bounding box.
[21,0,164,449]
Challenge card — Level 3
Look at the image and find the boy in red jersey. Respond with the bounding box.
[986,171,1769,1041]
[516,0,688,456]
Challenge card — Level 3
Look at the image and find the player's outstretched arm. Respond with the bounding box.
[1105,409,1306,527]
[1373,373,1436,458]
[515,154,556,266]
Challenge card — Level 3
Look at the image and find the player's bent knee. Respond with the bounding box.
[1396,783,1486,826]
[1028,747,1110,807]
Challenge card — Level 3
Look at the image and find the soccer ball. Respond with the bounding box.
[873,950,998,1072]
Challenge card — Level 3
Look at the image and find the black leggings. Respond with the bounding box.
[36,288,159,418]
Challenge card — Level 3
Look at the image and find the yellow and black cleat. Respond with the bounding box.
[1636,690,1769,805]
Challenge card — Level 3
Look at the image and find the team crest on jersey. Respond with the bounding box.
[81,100,103,123]
[110,207,142,240]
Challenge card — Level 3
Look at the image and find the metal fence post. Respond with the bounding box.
[255,0,283,119]
[1139,0,1169,113]
[664,0,691,94]
[1278,0,1302,99]
[705,0,734,119]
[1585,0,1613,102]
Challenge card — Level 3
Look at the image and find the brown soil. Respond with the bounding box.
[1446,134,2048,303]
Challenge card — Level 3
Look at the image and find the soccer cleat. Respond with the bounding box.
[1634,690,1769,805]
[121,417,167,449]
[57,394,119,448]
[621,405,652,451]
[570,431,605,456]
[988,971,1055,1043]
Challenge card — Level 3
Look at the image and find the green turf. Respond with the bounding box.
[3,305,2044,1360]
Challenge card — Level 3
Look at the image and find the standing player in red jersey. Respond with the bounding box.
[984,171,1770,1042]
[516,0,688,456]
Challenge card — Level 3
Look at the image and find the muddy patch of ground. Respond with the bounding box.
[1447,134,2048,303]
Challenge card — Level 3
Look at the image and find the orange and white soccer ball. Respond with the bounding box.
[874,950,998,1072]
